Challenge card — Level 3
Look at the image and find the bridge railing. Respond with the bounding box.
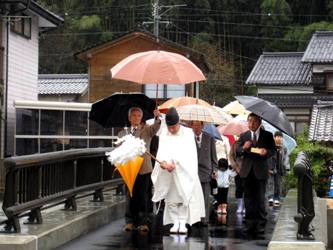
[1,147,122,233]
[293,151,315,240]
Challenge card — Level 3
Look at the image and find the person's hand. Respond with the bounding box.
[160,160,175,172]
[268,169,274,175]
[212,171,217,178]
[243,140,252,150]
[259,148,267,156]
[160,161,168,170]
[153,109,161,118]
[166,160,176,172]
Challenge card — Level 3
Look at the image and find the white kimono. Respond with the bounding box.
[151,126,205,225]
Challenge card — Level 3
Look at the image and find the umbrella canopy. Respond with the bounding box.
[211,105,233,125]
[89,92,155,128]
[221,100,250,116]
[110,50,206,84]
[218,119,248,136]
[234,114,297,153]
[235,95,294,137]
[203,124,222,140]
[158,96,211,113]
[176,104,224,124]
[115,156,143,197]
[106,135,147,197]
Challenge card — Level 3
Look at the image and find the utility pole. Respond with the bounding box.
[153,0,160,40]
[143,0,186,42]
[142,0,186,99]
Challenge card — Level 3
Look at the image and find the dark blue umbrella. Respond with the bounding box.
[203,124,222,140]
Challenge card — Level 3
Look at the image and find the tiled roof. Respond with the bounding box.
[309,101,333,141]
[302,31,333,63]
[38,74,88,95]
[246,52,311,86]
[258,94,333,108]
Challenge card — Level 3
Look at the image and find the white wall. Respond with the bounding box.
[6,16,39,155]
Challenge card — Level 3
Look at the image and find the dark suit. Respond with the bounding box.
[236,128,276,230]
[196,132,218,223]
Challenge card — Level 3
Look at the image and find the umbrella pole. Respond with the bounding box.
[155,84,158,108]
[145,150,161,164]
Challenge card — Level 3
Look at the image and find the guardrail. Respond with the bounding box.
[1,147,122,233]
[293,151,315,240]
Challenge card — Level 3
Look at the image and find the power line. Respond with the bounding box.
[166,18,310,30]
[40,30,307,42]
[176,7,332,18]
[53,5,333,18]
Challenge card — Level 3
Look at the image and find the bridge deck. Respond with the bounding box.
[57,195,279,250]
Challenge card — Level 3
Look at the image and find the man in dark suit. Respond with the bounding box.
[236,113,276,233]
[191,120,217,226]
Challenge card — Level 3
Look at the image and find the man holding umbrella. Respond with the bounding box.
[236,113,276,234]
[118,107,161,233]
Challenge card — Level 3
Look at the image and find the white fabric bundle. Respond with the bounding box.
[105,134,146,165]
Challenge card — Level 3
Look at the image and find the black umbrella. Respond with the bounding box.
[89,92,155,128]
[235,95,294,137]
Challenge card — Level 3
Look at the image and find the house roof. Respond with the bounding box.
[258,94,333,108]
[302,31,333,64]
[246,52,312,86]
[75,30,210,73]
[2,0,63,27]
[38,74,88,95]
[309,101,333,142]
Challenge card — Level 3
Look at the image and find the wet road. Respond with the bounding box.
[57,201,280,250]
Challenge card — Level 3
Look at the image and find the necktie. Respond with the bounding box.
[253,132,257,146]
[196,136,201,148]
[131,128,136,135]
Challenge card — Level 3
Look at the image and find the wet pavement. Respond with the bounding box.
[57,200,280,250]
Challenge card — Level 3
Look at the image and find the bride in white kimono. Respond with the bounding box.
[151,107,205,234]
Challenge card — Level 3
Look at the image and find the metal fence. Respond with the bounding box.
[1,147,122,233]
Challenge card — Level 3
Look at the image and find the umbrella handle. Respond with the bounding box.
[145,150,162,164]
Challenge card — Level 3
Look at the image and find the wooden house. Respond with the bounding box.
[75,31,209,103]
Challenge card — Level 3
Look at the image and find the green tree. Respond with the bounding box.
[283,21,333,51]
[190,33,238,106]
[260,0,291,51]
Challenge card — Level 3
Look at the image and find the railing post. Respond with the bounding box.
[293,151,315,240]
[73,160,77,188]
[92,158,105,202]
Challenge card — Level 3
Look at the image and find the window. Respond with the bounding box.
[11,16,31,39]
[144,84,185,98]
[40,110,63,135]
[326,74,333,90]
[65,111,88,135]
[16,109,39,135]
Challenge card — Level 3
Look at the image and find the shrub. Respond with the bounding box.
[284,129,333,197]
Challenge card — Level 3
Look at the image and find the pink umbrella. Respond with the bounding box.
[110,50,206,84]
[218,119,248,136]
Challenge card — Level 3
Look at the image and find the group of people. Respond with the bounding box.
[118,106,289,235]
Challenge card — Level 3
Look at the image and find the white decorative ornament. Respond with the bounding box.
[105,134,146,165]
